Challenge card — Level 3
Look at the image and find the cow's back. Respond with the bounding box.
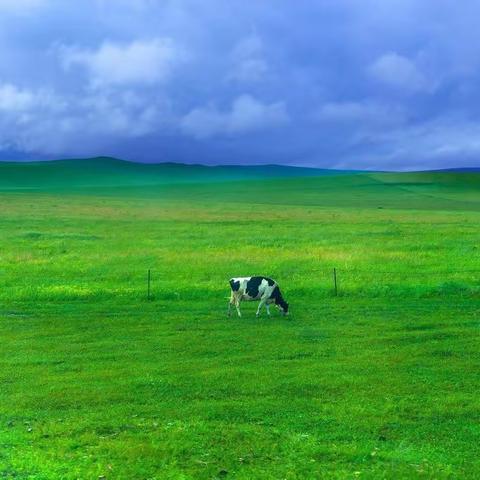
[230,276,277,300]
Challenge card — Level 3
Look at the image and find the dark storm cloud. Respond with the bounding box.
[1,0,479,170]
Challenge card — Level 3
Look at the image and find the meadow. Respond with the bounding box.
[0,161,479,479]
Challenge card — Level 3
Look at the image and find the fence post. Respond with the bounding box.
[333,268,338,296]
[147,269,151,300]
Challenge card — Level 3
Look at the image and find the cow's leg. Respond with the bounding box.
[256,291,272,317]
[265,303,271,316]
[235,297,242,317]
[227,292,235,317]
[256,298,267,317]
[229,293,242,317]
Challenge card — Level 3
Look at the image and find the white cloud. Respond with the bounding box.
[228,34,269,83]
[0,82,69,154]
[0,80,168,155]
[388,117,480,156]
[230,58,268,83]
[0,0,45,12]
[0,83,64,112]
[94,0,155,11]
[78,90,165,137]
[368,52,430,92]
[349,114,480,170]
[0,84,36,111]
[232,34,263,59]
[316,101,406,127]
[181,94,288,139]
[61,38,181,88]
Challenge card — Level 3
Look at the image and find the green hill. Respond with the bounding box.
[0,157,353,190]
[1,157,478,211]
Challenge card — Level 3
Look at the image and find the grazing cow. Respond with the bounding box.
[228,276,289,317]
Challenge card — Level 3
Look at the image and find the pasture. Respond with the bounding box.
[1,162,479,479]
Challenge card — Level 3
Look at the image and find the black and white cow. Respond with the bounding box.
[228,276,289,317]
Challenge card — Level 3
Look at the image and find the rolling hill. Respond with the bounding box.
[0,157,355,190]
[0,157,478,211]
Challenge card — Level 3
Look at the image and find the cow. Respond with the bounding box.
[227,276,289,317]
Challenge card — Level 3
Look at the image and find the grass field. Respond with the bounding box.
[1,161,479,479]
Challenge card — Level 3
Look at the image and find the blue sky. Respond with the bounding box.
[0,0,479,170]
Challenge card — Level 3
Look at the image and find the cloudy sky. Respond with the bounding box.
[1,0,479,170]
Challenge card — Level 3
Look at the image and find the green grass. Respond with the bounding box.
[0,162,479,478]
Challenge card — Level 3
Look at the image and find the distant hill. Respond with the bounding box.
[0,157,359,190]
[0,157,478,211]
[428,167,480,173]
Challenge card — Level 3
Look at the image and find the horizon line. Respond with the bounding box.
[0,155,478,173]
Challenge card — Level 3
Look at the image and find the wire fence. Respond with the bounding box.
[2,267,479,304]
[140,267,480,300]
[307,267,480,296]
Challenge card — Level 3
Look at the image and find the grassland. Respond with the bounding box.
[0,161,479,479]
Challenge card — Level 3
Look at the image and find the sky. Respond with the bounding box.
[1,0,479,170]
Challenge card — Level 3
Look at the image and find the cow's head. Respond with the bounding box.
[276,299,289,315]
